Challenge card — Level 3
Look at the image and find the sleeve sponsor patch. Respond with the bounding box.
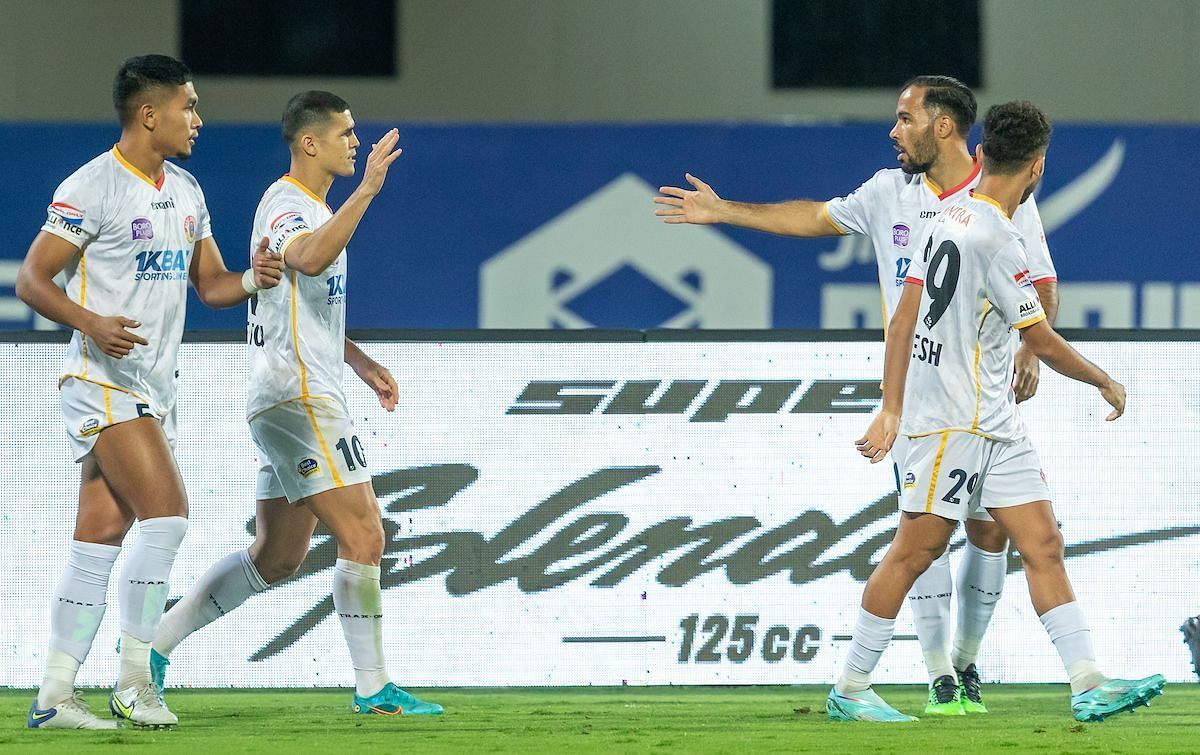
[45,202,86,236]
[1013,269,1033,288]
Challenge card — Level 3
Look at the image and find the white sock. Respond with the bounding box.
[39,540,121,707]
[952,542,1006,671]
[155,549,269,657]
[908,548,954,683]
[1039,601,1107,694]
[117,516,188,689]
[333,559,390,697]
[835,608,896,694]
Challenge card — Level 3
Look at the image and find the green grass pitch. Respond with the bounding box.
[2,684,1195,753]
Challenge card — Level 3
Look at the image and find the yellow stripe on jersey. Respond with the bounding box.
[972,302,993,431]
[821,202,849,235]
[277,230,312,265]
[923,175,943,196]
[280,176,325,205]
[925,431,950,513]
[971,191,1009,219]
[1014,313,1047,330]
[78,249,89,377]
[102,386,113,425]
[289,270,344,488]
[111,146,162,190]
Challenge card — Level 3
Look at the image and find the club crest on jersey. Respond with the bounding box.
[183,215,197,243]
[297,458,321,478]
[131,217,154,241]
[891,223,910,248]
[79,417,102,437]
[1013,269,1033,288]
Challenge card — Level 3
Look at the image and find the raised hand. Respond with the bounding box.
[654,173,724,224]
[251,236,284,290]
[86,315,149,358]
[358,128,403,198]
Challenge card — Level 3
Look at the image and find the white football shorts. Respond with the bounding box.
[60,376,175,462]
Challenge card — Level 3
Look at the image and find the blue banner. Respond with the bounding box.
[1,123,1193,330]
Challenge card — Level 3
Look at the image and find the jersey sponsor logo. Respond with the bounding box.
[1013,269,1033,288]
[79,417,102,437]
[893,257,911,288]
[134,249,189,281]
[131,217,154,241]
[326,274,346,305]
[297,458,321,478]
[919,210,938,219]
[891,223,910,248]
[151,198,176,210]
[1018,300,1039,316]
[183,215,197,243]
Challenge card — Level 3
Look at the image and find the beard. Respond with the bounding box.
[897,127,938,175]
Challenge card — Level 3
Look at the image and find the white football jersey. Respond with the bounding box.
[246,176,348,419]
[899,191,1047,442]
[824,162,1055,330]
[41,147,212,415]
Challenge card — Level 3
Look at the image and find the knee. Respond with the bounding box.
[1017,528,1064,570]
[339,519,385,565]
[965,519,1009,553]
[889,542,942,578]
[249,544,308,585]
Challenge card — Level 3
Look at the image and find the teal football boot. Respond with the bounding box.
[352,682,443,716]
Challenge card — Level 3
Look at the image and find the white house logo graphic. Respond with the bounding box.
[480,173,772,328]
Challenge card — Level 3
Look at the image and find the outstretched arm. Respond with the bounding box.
[284,129,403,277]
[654,173,844,237]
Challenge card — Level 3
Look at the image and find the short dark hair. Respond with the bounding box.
[281,91,351,144]
[901,75,977,137]
[981,101,1052,174]
[113,55,192,127]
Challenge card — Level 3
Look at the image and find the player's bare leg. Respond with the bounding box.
[29,456,133,729]
[987,500,1164,720]
[90,418,189,728]
[302,481,441,715]
[828,512,956,722]
[953,517,1009,712]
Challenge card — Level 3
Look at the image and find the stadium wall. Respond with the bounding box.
[0,0,1196,123]
[1,331,1197,688]
[1,122,1196,331]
